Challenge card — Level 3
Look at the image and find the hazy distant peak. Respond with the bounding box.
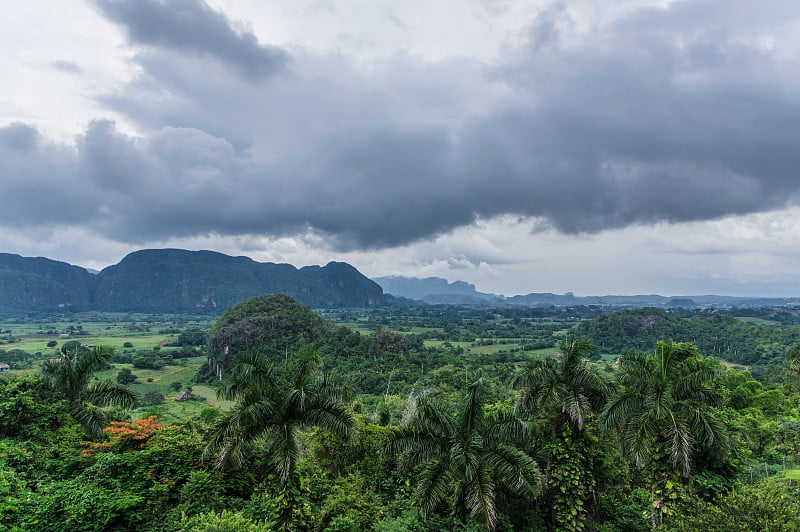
[373,275,500,303]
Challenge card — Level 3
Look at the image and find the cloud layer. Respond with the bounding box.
[3,0,800,256]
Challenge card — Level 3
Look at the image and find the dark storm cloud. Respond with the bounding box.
[479,0,800,233]
[0,123,95,224]
[4,0,800,250]
[92,0,287,80]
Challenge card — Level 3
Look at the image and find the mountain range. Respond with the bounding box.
[0,249,392,313]
[374,275,800,309]
[2,250,798,314]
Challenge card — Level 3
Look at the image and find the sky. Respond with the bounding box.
[2,0,800,297]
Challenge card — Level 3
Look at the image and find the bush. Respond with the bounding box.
[172,346,200,359]
[116,368,137,385]
[194,362,218,384]
[112,352,133,364]
[178,510,272,531]
[132,353,166,370]
[123,342,134,348]
[175,327,208,347]
[46,340,58,348]
[142,391,165,406]
[668,478,800,531]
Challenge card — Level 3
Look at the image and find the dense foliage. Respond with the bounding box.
[1,300,800,530]
[575,307,800,372]
[207,295,331,378]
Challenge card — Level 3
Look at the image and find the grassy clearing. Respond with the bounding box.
[0,313,213,353]
[734,316,780,326]
[780,469,800,481]
[718,360,750,370]
[191,385,233,409]
[468,343,522,355]
[94,357,231,422]
[7,334,175,354]
[423,340,473,349]
[528,346,561,356]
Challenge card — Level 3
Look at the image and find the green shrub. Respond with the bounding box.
[142,391,165,406]
[178,510,272,532]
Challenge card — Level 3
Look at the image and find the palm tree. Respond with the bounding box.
[512,336,611,434]
[386,378,542,531]
[512,336,611,530]
[41,344,139,436]
[205,347,356,486]
[601,341,727,479]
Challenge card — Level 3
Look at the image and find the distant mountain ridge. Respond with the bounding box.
[373,275,502,304]
[0,254,96,310]
[0,249,394,313]
[2,251,797,314]
[372,276,800,308]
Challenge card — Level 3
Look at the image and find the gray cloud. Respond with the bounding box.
[52,59,82,74]
[0,123,95,225]
[0,123,40,151]
[92,0,287,81]
[4,0,800,252]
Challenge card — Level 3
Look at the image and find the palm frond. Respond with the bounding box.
[315,369,355,403]
[40,358,68,393]
[265,424,300,486]
[564,392,591,430]
[665,417,692,477]
[85,380,139,409]
[600,388,642,433]
[512,359,558,415]
[413,393,457,436]
[414,459,453,520]
[485,444,542,498]
[461,378,487,434]
[465,464,496,531]
[681,401,728,450]
[616,352,653,388]
[570,364,613,410]
[206,346,357,489]
[70,400,108,437]
[205,408,259,471]
[302,399,356,440]
[484,408,535,446]
[288,346,322,390]
[74,346,114,384]
[450,432,483,483]
[218,351,278,401]
[622,410,658,469]
[235,398,282,429]
[385,425,446,469]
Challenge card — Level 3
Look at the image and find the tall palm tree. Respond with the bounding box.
[512,336,611,434]
[386,378,542,531]
[601,340,727,477]
[205,347,356,487]
[512,336,611,531]
[41,344,139,436]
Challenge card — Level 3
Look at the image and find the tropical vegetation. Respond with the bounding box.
[1,297,800,530]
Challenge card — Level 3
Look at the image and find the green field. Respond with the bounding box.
[0,314,220,423]
[734,316,781,326]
